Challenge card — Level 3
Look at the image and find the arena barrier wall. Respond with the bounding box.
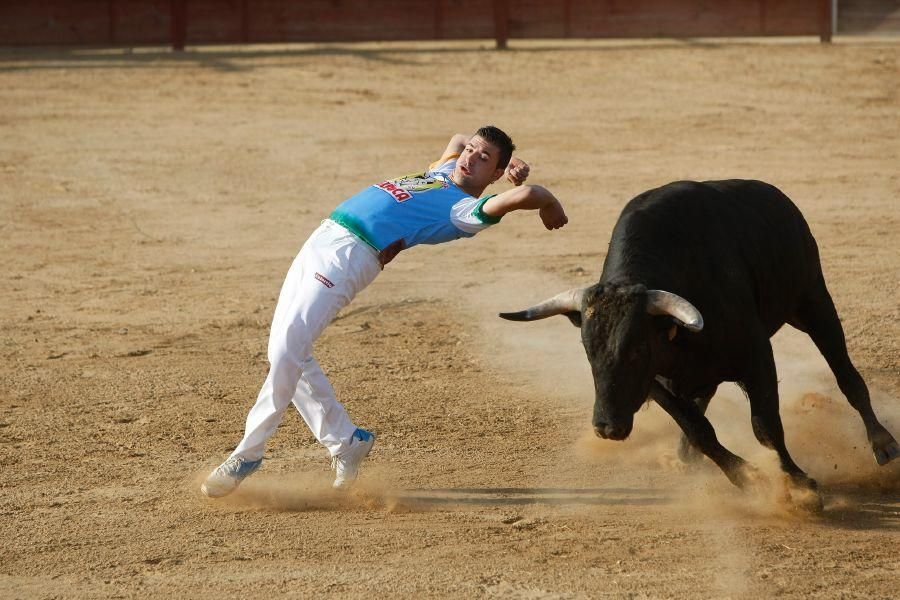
[0,0,835,50]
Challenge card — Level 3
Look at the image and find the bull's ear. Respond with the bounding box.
[564,311,582,328]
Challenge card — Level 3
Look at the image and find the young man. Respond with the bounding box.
[202,125,567,497]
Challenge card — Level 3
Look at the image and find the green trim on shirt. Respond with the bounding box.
[329,211,382,251]
[472,195,503,225]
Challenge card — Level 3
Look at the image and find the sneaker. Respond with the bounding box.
[331,428,376,489]
[200,457,262,498]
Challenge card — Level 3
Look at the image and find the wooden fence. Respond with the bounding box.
[0,0,835,50]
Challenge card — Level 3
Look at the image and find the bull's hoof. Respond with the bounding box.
[779,473,823,514]
[873,439,900,466]
[787,487,824,515]
[789,472,819,492]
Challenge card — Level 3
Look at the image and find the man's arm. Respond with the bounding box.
[435,134,469,166]
[480,185,568,230]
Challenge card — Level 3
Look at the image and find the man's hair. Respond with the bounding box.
[475,125,515,171]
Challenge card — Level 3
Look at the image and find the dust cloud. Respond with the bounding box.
[192,466,412,513]
[467,270,593,408]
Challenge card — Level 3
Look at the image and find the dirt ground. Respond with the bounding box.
[2,37,899,599]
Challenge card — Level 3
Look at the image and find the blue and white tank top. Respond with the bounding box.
[329,156,501,264]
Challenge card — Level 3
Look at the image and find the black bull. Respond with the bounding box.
[501,179,898,498]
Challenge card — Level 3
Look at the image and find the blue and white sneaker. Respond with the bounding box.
[201,457,262,498]
[331,428,376,489]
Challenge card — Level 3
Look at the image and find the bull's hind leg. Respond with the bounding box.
[742,340,819,495]
[790,281,900,465]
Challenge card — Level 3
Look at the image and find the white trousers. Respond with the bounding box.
[230,220,381,460]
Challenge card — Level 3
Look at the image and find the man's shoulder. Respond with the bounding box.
[428,154,459,175]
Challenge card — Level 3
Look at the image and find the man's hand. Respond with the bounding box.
[539,199,568,230]
[481,185,569,231]
[505,157,530,186]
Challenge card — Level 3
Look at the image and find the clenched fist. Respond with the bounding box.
[505,157,530,186]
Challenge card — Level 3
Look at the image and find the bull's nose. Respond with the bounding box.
[594,422,630,441]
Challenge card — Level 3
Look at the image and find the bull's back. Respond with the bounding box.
[603,179,821,335]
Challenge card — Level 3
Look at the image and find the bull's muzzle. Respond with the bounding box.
[593,421,632,441]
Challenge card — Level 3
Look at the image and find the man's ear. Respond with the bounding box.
[492,167,504,182]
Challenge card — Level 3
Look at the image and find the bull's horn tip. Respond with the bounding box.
[682,317,704,332]
[498,311,527,321]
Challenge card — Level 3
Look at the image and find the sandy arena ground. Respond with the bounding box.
[2,38,899,598]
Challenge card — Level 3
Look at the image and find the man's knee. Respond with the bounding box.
[267,325,314,365]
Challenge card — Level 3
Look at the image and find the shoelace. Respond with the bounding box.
[217,457,242,476]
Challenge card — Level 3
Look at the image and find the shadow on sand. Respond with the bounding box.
[399,486,671,507]
[0,37,822,73]
[218,483,672,513]
[215,478,900,532]
[819,485,900,531]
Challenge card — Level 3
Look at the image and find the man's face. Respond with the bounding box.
[451,135,504,193]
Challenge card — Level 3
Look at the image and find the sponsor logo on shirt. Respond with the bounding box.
[373,172,449,203]
[395,173,449,192]
[315,272,335,288]
[375,180,412,202]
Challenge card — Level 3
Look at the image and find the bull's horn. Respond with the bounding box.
[499,287,586,321]
[646,290,704,332]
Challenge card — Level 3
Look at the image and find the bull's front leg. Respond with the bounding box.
[648,380,753,489]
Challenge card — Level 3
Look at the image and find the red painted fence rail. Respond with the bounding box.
[0,0,834,50]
